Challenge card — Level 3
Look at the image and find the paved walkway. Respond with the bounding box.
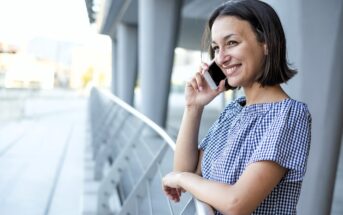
[0,99,86,215]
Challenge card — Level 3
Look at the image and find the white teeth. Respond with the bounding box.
[223,65,240,75]
[226,66,237,74]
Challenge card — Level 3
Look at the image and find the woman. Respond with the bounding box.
[162,0,311,214]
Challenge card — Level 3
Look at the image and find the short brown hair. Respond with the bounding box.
[203,0,297,86]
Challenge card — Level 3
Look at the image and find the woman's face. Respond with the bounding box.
[211,15,267,88]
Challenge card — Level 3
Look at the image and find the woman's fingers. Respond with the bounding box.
[163,186,181,202]
[189,78,199,92]
[201,62,209,74]
[217,79,226,93]
[187,62,214,93]
[188,72,204,92]
[162,173,184,202]
[195,72,204,91]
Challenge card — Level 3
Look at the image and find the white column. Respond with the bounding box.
[111,39,118,95]
[297,0,343,214]
[117,23,138,105]
[265,1,343,213]
[138,0,182,127]
[264,0,303,99]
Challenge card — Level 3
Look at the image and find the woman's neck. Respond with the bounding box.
[243,83,289,106]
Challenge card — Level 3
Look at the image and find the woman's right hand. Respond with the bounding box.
[185,63,226,108]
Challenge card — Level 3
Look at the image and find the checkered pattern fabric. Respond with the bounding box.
[199,97,311,215]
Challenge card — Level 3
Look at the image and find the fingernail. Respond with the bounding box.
[199,86,203,91]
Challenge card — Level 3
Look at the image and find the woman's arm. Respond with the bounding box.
[173,106,204,173]
[163,161,287,215]
[164,64,226,202]
[174,64,225,173]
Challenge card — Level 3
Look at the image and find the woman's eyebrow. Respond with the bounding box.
[223,34,236,40]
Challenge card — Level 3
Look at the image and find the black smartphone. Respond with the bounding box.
[203,61,232,90]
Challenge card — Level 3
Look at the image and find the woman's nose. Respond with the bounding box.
[216,49,231,66]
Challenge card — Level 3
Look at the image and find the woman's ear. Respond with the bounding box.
[263,44,268,55]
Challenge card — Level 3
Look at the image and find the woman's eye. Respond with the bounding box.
[227,41,238,46]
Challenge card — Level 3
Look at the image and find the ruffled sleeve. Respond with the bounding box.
[248,102,312,182]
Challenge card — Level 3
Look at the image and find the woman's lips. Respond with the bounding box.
[223,64,241,76]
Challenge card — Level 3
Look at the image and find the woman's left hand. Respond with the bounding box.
[162,172,185,202]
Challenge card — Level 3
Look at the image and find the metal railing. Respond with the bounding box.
[87,87,214,215]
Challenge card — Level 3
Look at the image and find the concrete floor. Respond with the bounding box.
[0,98,86,215]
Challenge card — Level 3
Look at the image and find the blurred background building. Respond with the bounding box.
[0,36,111,90]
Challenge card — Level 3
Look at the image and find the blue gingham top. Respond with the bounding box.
[199,97,311,215]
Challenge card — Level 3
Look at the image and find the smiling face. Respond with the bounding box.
[211,15,267,88]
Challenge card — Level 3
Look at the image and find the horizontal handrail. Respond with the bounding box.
[195,199,215,215]
[98,88,176,151]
